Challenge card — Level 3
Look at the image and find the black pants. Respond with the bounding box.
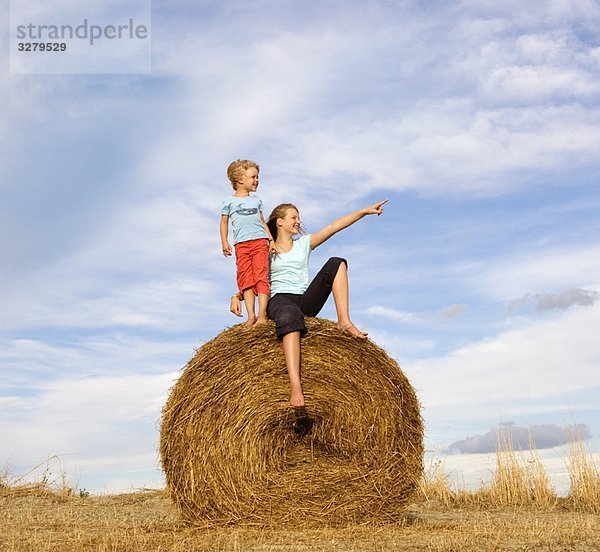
[267,257,347,339]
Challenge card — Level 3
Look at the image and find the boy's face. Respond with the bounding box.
[237,167,259,192]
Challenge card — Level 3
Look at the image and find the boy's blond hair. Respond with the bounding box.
[227,159,260,190]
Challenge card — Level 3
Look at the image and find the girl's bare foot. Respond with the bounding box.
[255,316,268,325]
[244,316,256,327]
[338,322,368,339]
[290,387,305,407]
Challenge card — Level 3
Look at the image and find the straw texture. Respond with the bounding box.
[160,318,423,526]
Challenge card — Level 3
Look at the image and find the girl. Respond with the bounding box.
[232,200,387,406]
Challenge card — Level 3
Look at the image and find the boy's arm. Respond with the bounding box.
[220,215,232,256]
[230,292,243,317]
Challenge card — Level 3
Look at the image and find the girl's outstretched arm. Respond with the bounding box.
[310,200,387,250]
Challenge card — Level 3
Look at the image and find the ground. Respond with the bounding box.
[1,490,599,551]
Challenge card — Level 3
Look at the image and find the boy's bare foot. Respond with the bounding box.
[255,316,268,325]
[290,388,305,407]
[338,322,368,339]
[244,316,256,327]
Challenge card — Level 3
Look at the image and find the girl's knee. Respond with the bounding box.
[325,257,347,273]
[329,256,347,265]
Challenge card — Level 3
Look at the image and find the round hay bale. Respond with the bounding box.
[160,318,423,526]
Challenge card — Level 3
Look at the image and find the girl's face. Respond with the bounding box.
[279,208,301,235]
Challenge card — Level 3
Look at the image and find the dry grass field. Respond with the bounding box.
[2,442,599,551]
[2,488,600,551]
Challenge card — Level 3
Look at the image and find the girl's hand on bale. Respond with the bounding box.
[364,199,388,216]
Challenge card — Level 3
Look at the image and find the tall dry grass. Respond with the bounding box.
[0,455,77,499]
[567,437,600,512]
[486,431,557,508]
[420,459,456,508]
[420,435,599,511]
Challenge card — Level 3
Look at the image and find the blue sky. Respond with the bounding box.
[1,0,599,493]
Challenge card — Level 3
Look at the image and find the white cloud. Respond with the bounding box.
[365,306,423,324]
[364,329,437,365]
[477,246,600,301]
[459,0,600,23]
[482,65,599,101]
[365,304,467,324]
[439,304,468,319]
[0,185,232,333]
[508,288,600,313]
[289,102,600,197]
[0,63,47,163]
[406,303,600,421]
[1,372,175,491]
[137,0,600,201]
[0,272,224,334]
[0,332,193,395]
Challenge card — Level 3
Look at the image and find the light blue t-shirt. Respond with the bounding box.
[270,234,312,296]
[221,195,268,245]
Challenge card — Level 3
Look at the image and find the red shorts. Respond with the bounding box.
[234,238,270,296]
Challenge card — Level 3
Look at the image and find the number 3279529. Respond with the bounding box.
[18,42,67,52]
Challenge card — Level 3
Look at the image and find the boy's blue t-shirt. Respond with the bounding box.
[221,195,268,245]
[269,234,312,296]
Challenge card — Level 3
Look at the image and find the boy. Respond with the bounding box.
[220,160,277,325]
